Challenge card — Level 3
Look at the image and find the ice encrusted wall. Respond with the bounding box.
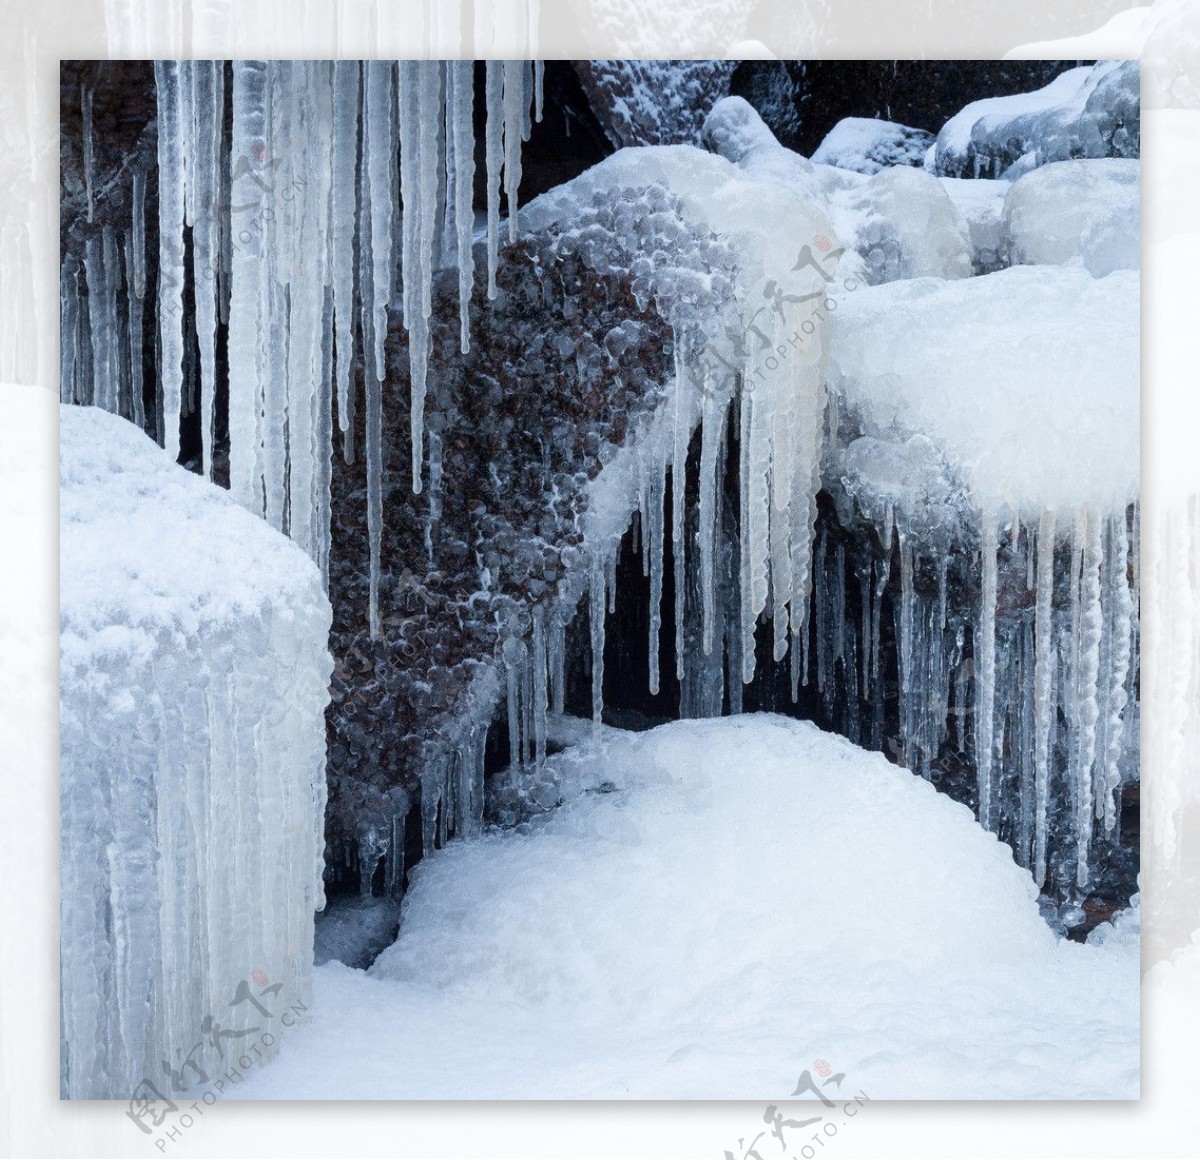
[60,405,332,1099]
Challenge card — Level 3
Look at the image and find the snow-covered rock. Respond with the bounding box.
[830,265,1139,516]
[703,96,972,284]
[811,115,935,175]
[573,60,736,148]
[59,405,332,1099]
[835,165,973,283]
[235,716,1138,1099]
[929,61,1140,178]
[1002,158,1140,275]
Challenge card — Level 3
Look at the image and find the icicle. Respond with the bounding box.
[590,556,606,737]
[1073,507,1104,886]
[154,60,186,463]
[447,59,475,354]
[330,61,360,451]
[648,449,665,695]
[189,61,223,478]
[532,605,548,768]
[397,61,440,493]
[130,166,146,300]
[81,82,94,224]
[671,336,689,682]
[1027,511,1056,887]
[897,531,914,767]
[505,637,523,770]
[124,234,144,430]
[60,258,79,404]
[366,61,394,380]
[789,624,802,702]
[549,613,566,717]
[484,62,503,299]
[977,517,998,832]
[534,59,545,123]
[698,390,726,655]
[260,64,291,534]
[227,60,268,513]
[1102,513,1133,833]
[502,61,529,244]
[360,68,384,638]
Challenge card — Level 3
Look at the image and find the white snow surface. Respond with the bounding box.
[60,405,333,1099]
[829,265,1139,516]
[237,716,1137,1099]
[1002,158,1140,275]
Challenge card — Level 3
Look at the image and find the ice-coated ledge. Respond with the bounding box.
[829,264,1139,518]
[60,405,333,1100]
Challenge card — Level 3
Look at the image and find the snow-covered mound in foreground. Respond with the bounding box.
[237,717,1137,1099]
[60,405,332,1099]
[830,265,1139,517]
[811,116,935,175]
[1002,158,1140,275]
[929,61,1140,178]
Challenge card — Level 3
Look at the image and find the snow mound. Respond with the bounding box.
[830,265,1139,516]
[704,96,972,284]
[236,716,1137,1099]
[811,116,935,176]
[835,166,972,284]
[1003,158,1140,275]
[930,61,1140,178]
[60,405,332,1098]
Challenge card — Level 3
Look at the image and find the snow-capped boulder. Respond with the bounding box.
[1002,158,1140,274]
[930,61,1140,178]
[704,96,972,284]
[811,115,935,175]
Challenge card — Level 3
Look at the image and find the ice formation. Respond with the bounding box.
[237,717,1138,1100]
[810,116,935,175]
[928,60,1140,178]
[59,406,332,1099]
[519,142,835,738]
[63,60,543,634]
[1001,158,1140,275]
[827,265,1139,886]
[937,176,1009,273]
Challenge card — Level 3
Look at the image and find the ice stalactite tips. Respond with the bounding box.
[75,60,541,636]
[826,266,1138,890]
[511,146,838,751]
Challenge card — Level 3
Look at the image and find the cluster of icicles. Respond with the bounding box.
[61,58,543,636]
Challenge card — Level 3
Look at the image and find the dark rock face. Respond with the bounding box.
[323,189,736,893]
[573,60,737,148]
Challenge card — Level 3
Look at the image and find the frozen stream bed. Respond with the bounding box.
[238,716,1137,1100]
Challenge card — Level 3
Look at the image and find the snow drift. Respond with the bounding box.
[236,716,1138,1099]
